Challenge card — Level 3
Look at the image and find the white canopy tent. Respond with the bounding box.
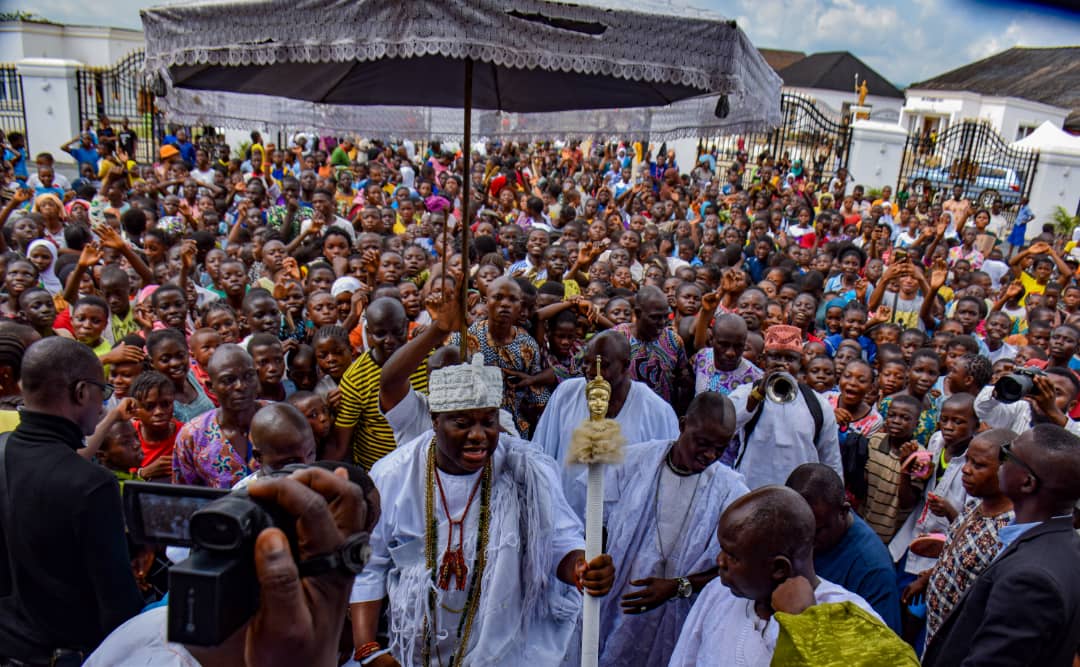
[1012,120,1080,156]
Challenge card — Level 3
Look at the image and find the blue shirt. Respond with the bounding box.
[997,519,1040,552]
[68,146,100,170]
[824,332,878,363]
[4,147,28,179]
[815,512,902,633]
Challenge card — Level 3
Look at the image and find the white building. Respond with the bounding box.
[763,49,905,123]
[902,46,1079,143]
[0,18,144,68]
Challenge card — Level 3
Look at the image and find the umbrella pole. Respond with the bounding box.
[458,57,473,360]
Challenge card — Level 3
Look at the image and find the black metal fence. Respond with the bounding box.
[897,119,1039,212]
[75,50,163,164]
[699,93,852,186]
[0,65,27,148]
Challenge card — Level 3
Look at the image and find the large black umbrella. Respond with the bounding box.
[141,2,780,660]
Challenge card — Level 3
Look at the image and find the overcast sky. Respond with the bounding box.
[15,0,1080,86]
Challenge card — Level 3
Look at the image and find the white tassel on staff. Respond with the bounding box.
[567,356,626,667]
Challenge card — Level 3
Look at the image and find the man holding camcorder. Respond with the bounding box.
[728,324,843,489]
[975,362,1080,437]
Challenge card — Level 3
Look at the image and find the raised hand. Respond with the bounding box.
[929,260,949,291]
[95,224,127,250]
[281,256,300,280]
[11,188,32,205]
[701,290,721,314]
[78,243,104,269]
[180,240,197,271]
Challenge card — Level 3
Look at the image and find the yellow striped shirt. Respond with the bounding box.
[336,351,428,470]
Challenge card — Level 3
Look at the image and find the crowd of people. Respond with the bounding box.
[0,123,1079,666]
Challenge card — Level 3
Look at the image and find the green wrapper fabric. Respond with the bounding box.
[772,602,919,667]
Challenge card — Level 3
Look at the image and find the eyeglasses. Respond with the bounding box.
[72,379,114,401]
[999,441,1041,486]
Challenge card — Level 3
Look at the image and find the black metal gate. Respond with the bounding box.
[0,65,27,149]
[76,50,163,165]
[700,93,851,186]
[897,120,1039,211]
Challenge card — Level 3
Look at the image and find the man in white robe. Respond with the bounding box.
[729,324,842,489]
[350,354,615,666]
[669,486,881,666]
[532,331,680,516]
[570,392,749,666]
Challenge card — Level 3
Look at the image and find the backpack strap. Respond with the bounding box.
[799,382,825,445]
[735,384,824,470]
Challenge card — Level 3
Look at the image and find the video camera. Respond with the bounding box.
[124,463,371,647]
[993,367,1045,403]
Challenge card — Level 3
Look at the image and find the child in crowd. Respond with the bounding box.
[287,390,334,460]
[859,393,926,542]
[129,370,182,482]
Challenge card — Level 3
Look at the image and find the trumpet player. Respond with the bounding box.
[728,324,843,489]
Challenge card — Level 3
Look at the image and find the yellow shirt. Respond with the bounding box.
[1018,271,1045,306]
[0,409,20,433]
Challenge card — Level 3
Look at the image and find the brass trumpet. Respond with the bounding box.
[764,372,798,404]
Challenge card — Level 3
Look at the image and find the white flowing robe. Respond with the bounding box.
[728,382,842,490]
[531,377,680,517]
[352,433,585,666]
[566,441,749,667]
[669,578,880,666]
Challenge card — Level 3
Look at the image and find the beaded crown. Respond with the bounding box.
[428,352,503,413]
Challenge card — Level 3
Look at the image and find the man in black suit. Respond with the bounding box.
[923,423,1080,667]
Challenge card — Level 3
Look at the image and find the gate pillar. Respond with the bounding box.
[16,59,82,165]
[847,119,906,192]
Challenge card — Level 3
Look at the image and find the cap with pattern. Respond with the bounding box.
[428,353,502,414]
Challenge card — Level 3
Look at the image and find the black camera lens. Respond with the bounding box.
[995,373,1032,404]
[190,496,270,551]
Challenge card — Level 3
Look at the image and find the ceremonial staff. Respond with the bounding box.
[567,356,625,667]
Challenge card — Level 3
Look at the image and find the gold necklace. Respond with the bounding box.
[423,438,492,667]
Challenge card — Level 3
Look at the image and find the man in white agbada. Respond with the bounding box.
[350,354,616,666]
[532,331,680,517]
[728,324,842,489]
[669,486,881,667]
[568,391,749,667]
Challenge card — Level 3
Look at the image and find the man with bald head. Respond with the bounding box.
[612,285,691,406]
[333,296,425,468]
[924,424,1080,667]
[533,330,679,517]
[577,392,748,666]
[693,313,764,395]
[233,403,317,489]
[0,338,143,662]
[786,463,901,633]
[670,486,884,665]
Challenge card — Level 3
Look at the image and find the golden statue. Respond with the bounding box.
[568,356,626,465]
[857,80,868,107]
[586,360,612,421]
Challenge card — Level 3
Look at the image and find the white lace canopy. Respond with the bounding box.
[141,0,782,140]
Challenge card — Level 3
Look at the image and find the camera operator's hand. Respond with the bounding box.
[224,466,367,667]
[1026,374,1068,427]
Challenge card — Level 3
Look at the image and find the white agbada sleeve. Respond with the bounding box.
[382,387,432,446]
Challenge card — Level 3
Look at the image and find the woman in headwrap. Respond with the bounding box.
[31,193,67,250]
[26,239,63,295]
